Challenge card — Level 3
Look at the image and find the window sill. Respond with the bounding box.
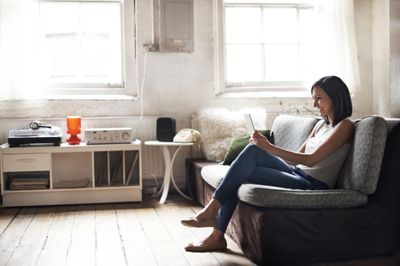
[46,94,138,100]
[216,90,311,99]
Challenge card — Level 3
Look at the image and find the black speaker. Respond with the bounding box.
[156,117,176,142]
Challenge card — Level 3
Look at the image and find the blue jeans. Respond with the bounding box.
[213,144,327,233]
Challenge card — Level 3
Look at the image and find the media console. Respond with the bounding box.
[0,141,142,207]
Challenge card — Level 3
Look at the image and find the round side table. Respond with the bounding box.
[144,140,193,204]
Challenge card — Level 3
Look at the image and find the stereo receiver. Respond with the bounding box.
[85,127,133,145]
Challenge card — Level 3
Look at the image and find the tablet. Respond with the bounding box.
[244,114,255,134]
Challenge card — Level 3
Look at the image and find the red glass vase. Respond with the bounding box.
[66,116,81,145]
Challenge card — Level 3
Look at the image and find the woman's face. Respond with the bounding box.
[312,86,333,119]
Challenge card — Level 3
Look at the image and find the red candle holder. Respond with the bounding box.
[66,116,81,145]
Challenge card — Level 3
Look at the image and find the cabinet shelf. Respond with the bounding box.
[1,141,142,207]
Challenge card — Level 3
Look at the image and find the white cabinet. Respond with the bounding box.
[0,141,142,207]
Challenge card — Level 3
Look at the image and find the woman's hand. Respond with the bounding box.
[250,131,272,151]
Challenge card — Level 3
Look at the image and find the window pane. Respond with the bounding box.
[298,8,315,79]
[80,4,122,82]
[40,3,79,79]
[223,2,314,90]
[40,4,79,34]
[226,44,264,83]
[299,8,313,43]
[39,2,122,86]
[264,45,299,81]
[263,8,298,43]
[46,38,78,78]
[225,7,262,44]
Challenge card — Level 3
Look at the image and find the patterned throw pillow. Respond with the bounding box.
[195,108,268,162]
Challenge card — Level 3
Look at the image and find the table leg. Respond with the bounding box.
[155,177,165,197]
[156,145,193,204]
[159,146,171,204]
[169,147,192,201]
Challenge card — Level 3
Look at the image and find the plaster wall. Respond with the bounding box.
[1,0,394,185]
[0,0,377,122]
[373,0,391,116]
[354,0,374,115]
[390,0,400,117]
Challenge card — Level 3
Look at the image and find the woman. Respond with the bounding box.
[181,76,354,252]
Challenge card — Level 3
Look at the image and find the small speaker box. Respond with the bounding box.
[156,117,176,142]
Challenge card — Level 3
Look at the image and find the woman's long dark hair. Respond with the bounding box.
[311,76,353,126]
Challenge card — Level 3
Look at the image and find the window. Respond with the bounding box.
[40,2,122,89]
[214,0,360,95]
[0,0,136,99]
[225,3,312,88]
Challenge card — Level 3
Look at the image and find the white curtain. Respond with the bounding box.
[305,0,361,94]
[0,0,44,100]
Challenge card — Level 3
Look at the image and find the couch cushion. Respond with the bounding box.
[271,115,319,151]
[201,164,228,189]
[201,164,367,208]
[336,116,387,194]
[238,184,367,208]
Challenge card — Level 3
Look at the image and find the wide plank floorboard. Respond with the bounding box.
[65,205,96,266]
[2,194,400,265]
[95,204,128,266]
[0,195,248,266]
[151,200,221,266]
[36,206,76,266]
[114,203,158,266]
[0,208,19,235]
[6,207,56,266]
[188,205,254,266]
[133,201,188,266]
[0,207,38,265]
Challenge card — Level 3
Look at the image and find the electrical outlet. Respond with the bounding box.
[143,44,158,52]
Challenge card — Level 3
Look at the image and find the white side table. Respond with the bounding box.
[144,141,193,204]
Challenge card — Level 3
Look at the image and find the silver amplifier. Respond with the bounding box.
[85,127,133,144]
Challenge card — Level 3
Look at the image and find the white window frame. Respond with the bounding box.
[40,0,137,97]
[213,0,312,95]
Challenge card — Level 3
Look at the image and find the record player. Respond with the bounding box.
[8,121,62,147]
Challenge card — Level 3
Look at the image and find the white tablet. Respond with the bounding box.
[244,114,255,134]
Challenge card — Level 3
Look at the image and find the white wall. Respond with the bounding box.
[1,0,383,120]
[372,0,391,116]
[2,0,399,185]
[1,0,386,121]
[0,0,318,122]
[354,0,374,115]
[390,0,400,117]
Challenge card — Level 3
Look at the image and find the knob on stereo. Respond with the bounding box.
[122,132,130,140]
[84,127,133,145]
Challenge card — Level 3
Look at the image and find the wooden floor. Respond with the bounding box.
[0,194,255,266]
[2,194,400,266]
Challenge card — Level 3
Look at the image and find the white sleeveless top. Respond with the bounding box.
[296,123,351,188]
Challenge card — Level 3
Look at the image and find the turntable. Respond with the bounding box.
[8,121,62,147]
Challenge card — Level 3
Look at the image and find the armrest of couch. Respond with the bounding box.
[186,158,220,206]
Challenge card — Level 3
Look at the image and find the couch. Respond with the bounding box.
[186,115,400,265]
